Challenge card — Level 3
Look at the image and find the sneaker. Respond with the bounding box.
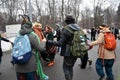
[88,60,92,65]
[99,77,105,80]
[47,61,55,67]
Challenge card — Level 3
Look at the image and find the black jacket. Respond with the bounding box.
[0,35,10,56]
[48,24,80,56]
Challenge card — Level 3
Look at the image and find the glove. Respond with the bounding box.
[41,50,50,62]
[88,45,93,50]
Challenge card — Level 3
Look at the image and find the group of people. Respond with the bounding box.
[91,26,119,41]
[0,14,117,80]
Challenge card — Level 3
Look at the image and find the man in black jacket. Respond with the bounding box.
[0,33,13,75]
[47,15,81,80]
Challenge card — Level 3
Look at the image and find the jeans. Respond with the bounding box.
[63,55,77,80]
[96,58,114,80]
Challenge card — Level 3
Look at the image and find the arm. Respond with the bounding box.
[90,33,104,46]
[1,37,10,42]
[29,34,45,52]
[47,28,69,46]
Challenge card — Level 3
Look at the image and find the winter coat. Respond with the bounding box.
[90,30,116,59]
[15,23,45,73]
[50,24,80,56]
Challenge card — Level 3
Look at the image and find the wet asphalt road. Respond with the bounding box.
[0,40,120,80]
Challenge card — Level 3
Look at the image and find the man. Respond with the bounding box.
[0,33,13,75]
[111,27,119,39]
[89,25,116,80]
[91,27,96,41]
[47,15,85,80]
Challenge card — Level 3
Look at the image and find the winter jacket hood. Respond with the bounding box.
[68,24,80,31]
[19,23,33,35]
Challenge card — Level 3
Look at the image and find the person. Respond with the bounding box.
[32,22,50,62]
[111,27,119,40]
[79,30,92,69]
[47,15,91,80]
[89,24,116,80]
[45,25,57,67]
[55,23,62,53]
[91,27,96,41]
[0,33,13,75]
[14,15,48,80]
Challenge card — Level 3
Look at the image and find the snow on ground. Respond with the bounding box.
[1,37,15,52]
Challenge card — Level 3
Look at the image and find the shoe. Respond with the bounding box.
[99,76,105,80]
[47,61,55,67]
[88,60,92,65]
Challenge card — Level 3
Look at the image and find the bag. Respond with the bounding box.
[12,34,32,64]
[49,46,57,54]
[104,32,116,50]
[65,25,89,57]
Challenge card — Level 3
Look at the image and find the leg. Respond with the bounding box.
[80,53,88,69]
[26,71,38,80]
[63,55,77,80]
[16,73,26,80]
[105,59,114,80]
[96,59,105,78]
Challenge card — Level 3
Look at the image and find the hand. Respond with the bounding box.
[89,45,93,50]
[10,41,14,47]
[42,38,46,42]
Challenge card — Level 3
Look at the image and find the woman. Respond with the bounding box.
[45,25,57,67]
[14,15,48,80]
[89,25,116,80]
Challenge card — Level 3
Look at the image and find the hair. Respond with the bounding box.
[100,24,109,28]
[65,15,75,24]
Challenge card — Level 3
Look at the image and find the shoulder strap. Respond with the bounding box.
[64,27,74,34]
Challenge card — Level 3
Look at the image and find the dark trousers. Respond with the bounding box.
[63,55,77,80]
[80,53,88,69]
[48,53,56,62]
[96,58,114,80]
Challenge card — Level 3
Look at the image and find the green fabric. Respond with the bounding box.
[65,27,88,57]
[31,32,49,80]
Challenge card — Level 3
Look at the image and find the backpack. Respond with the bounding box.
[104,32,116,50]
[65,25,89,57]
[12,32,33,64]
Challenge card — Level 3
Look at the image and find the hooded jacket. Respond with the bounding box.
[50,24,80,56]
[15,23,45,73]
[90,29,116,59]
